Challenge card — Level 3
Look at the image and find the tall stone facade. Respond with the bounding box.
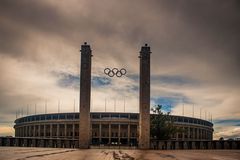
[139,44,151,149]
[79,42,92,148]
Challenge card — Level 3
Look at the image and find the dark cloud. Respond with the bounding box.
[214,119,240,125]
[0,0,240,138]
[53,71,80,89]
[154,75,200,87]
[152,95,191,106]
[92,76,111,88]
[53,71,112,89]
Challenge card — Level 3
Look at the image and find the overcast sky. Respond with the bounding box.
[0,0,240,139]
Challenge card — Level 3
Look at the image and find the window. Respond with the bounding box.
[101,114,109,118]
[130,114,138,119]
[46,115,52,120]
[120,114,128,119]
[92,114,100,119]
[53,115,58,120]
[40,115,45,120]
[75,114,79,119]
[59,114,65,119]
[111,114,119,118]
[36,116,40,121]
[67,114,74,119]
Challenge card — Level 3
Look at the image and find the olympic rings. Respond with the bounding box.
[104,68,127,78]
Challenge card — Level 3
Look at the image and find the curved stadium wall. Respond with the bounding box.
[14,112,213,146]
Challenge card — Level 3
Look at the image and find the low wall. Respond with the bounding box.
[0,137,78,148]
[150,140,240,150]
[0,137,239,149]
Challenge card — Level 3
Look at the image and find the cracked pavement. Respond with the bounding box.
[0,147,240,160]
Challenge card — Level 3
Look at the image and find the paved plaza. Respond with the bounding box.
[0,147,240,160]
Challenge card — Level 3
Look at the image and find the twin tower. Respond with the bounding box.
[79,42,151,149]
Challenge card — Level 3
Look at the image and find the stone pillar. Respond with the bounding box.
[159,141,164,149]
[79,42,92,149]
[57,124,59,138]
[182,127,185,141]
[200,141,204,149]
[99,123,102,144]
[166,141,171,149]
[139,44,151,149]
[232,141,237,149]
[118,124,121,145]
[65,140,70,148]
[64,123,67,138]
[224,141,230,149]
[193,128,195,140]
[73,124,75,139]
[24,139,28,147]
[127,124,130,145]
[40,139,45,147]
[24,126,27,137]
[28,126,31,137]
[183,141,188,149]
[57,139,62,148]
[44,125,46,137]
[33,125,36,137]
[50,124,53,138]
[208,141,212,149]
[197,128,199,140]
[109,124,111,145]
[0,138,2,146]
[38,125,41,137]
[32,139,36,147]
[22,127,24,137]
[49,139,53,148]
[15,138,19,146]
[175,141,179,149]
[192,141,196,149]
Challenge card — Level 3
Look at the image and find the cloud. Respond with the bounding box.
[214,119,240,126]
[0,0,239,139]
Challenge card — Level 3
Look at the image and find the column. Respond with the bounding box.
[188,127,190,140]
[28,126,31,137]
[33,125,36,137]
[72,124,75,139]
[79,42,92,148]
[38,125,41,137]
[99,123,102,144]
[57,124,59,138]
[108,124,111,145]
[50,124,53,138]
[182,127,185,141]
[118,124,121,145]
[192,141,196,149]
[193,128,196,140]
[44,125,46,137]
[197,128,199,140]
[175,141,179,149]
[139,44,151,149]
[127,124,130,145]
[25,126,27,137]
[65,123,67,138]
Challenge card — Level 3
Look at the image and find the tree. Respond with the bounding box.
[150,104,183,140]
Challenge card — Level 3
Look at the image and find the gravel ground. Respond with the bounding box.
[0,147,239,160]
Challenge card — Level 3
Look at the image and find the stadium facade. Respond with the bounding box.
[14,112,213,147]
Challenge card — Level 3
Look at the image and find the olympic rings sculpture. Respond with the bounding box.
[104,68,127,77]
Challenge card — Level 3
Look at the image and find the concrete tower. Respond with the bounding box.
[139,44,151,149]
[79,42,92,148]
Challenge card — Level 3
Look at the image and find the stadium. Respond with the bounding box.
[14,112,213,147]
